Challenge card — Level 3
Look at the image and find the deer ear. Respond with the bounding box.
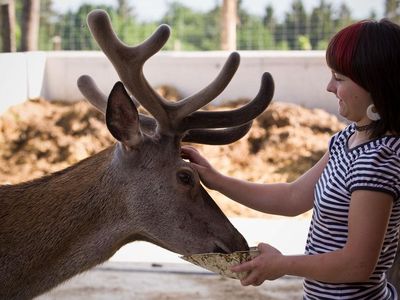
[106,82,142,148]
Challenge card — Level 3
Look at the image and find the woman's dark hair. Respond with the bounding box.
[326,19,400,138]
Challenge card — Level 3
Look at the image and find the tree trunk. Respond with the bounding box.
[1,0,16,52]
[20,0,40,51]
[221,0,237,51]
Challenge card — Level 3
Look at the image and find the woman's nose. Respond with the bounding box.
[326,79,336,94]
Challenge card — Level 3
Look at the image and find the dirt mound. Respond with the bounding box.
[0,98,345,218]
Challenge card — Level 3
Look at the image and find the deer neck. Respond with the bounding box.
[0,146,132,299]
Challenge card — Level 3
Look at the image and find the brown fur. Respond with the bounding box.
[0,136,248,299]
[0,148,127,298]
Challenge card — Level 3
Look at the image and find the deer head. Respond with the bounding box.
[77,9,274,255]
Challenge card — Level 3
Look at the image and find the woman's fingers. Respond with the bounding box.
[231,259,255,273]
[181,146,201,163]
[241,273,262,286]
[181,146,212,169]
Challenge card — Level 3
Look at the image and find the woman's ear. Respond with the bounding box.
[106,82,142,148]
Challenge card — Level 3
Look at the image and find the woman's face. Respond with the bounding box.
[326,70,373,124]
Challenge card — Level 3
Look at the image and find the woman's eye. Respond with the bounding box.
[333,72,343,81]
[177,171,194,187]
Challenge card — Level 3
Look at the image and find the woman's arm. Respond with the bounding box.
[232,189,393,285]
[181,146,329,216]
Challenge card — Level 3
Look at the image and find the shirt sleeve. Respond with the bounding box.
[348,146,400,200]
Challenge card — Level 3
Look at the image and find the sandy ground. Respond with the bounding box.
[36,262,304,300]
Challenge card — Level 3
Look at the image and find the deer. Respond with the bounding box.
[0,9,274,299]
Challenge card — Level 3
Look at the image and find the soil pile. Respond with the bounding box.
[0,98,345,218]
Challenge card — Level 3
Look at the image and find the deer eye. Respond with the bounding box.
[177,170,194,187]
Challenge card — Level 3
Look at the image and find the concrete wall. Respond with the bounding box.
[0,52,46,113]
[0,51,338,114]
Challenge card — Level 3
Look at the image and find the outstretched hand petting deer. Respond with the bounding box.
[0,9,274,299]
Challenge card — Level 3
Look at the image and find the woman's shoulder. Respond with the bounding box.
[349,136,400,199]
[369,135,400,155]
[359,136,400,168]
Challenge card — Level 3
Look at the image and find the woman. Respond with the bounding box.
[182,19,400,299]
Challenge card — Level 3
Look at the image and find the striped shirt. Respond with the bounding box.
[304,124,400,299]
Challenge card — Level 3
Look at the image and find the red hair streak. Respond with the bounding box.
[326,22,365,81]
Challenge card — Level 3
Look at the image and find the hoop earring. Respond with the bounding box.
[366,104,381,121]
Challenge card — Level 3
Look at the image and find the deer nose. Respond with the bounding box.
[234,235,250,252]
[213,238,249,254]
[213,241,230,254]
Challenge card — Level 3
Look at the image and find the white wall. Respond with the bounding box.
[0,51,338,114]
[0,52,46,113]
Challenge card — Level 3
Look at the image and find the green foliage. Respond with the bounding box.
[275,40,290,50]
[238,16,274,50]
[161,2,220,50]
[284,0,308,49]
[297,35,311,50]
[315,39,329,50]
[309,0,335,50]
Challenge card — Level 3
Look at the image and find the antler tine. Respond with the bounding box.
[179,72,274,132]
[77,75,157,132]
[86,9,171,129]
[182,122,252,145]
[173,52,240,121]
[77,75,108,113]
[87,9,170,61]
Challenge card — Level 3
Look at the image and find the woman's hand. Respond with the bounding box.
[181,146,221,190]
[231,243,285,286]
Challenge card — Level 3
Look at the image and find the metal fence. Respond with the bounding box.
[11,0,400,51]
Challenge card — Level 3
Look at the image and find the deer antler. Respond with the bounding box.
[78,9,274,144]
[78,75,157,133]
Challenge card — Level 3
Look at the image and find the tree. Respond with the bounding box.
[202,5,221,50]
[1,0,17,52]
[116,0,134,20]
[263,4,277,30]
[114,0,137,44]
[236,4,274,50]
[385,0,400,23]
[20,0,40,51]
[162,2,219,50]
[60,4,115,50]
[309,0,334,49]
[263,4,277,48]
[38,0,60,50]
[284,0,308,49]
